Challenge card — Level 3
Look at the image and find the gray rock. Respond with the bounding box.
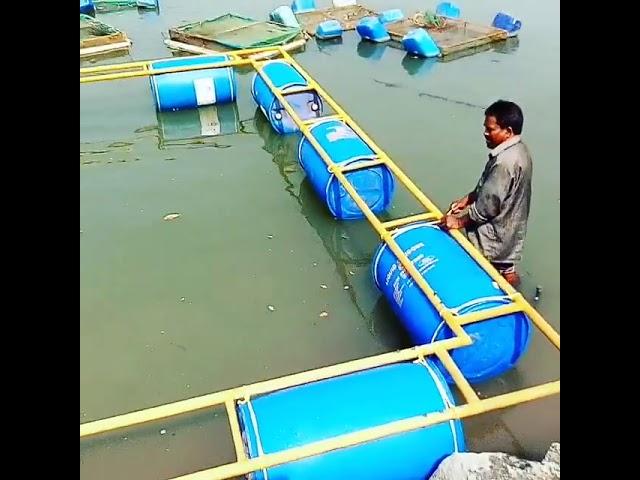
[430,443,560,480]
[543,443,560,466]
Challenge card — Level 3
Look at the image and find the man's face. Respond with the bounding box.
[483,115,513,149]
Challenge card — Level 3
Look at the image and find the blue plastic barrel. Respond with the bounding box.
[356,17,390,43]
[149,56,237,112]
[435,2,461,20]
[251,60,323,134]
[298,119,395,220]
[378,9,404,24]
[291,0,316,14]
[372,222,532,384]
[80,0,95,15]
[270,5,300,28]
[492,12,522,37]
[237,361,465,480]
[402,29,441,58]
[157,104,240,144]
[316,20,343,40]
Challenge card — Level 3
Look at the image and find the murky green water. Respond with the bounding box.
[81,0,559,478]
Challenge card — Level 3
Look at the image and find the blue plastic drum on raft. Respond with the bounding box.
[297,119,395,220]
[316,20,343,40]
[291,0,316,14]
[251,60,323,134]
[372,222,532,384]
[149,56,237,112]
[492,12,522,37]
[80,0,95,15]
[356,16,391,43]
[237,361,465,480]
[270,5,300,28]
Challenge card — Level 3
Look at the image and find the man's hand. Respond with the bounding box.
[438,213,471,230]
[447,195,471,215]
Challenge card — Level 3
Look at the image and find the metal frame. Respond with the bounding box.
[80,46,559,480]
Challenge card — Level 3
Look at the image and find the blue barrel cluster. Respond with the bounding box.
[141,32,533,477]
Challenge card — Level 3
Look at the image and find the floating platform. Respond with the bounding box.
[169,13,302,51]
[387,14,507,56]
[80,14,131,58]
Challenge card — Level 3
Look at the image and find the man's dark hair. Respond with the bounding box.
[485,100,524,135]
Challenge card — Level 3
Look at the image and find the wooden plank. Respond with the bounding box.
[164,38,307,60]
[80,32,128,49]
[80,40,132,58]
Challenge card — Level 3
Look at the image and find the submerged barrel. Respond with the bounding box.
[157,104,240,145]
[297,119,395,220]
[237,361,465,480]
[149,56,237,112]
[251,60,323,134]
[372,222,532,384]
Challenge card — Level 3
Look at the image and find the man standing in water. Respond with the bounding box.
[439,100,532,287]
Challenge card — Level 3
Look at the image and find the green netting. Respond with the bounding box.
[80,13,120,40]
[173,13,301,49]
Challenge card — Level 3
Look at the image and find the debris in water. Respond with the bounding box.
[163,213,181,221]
[160,429,167,435]
[123,436,128,441]
[267,305,275,312]
[312,262,318,267]
[534,285,543,302]
[319,311,328,318]
[160,330,165,334]
[349,270,355,275]
[267,234,274,239]
[344,285,350,290]
[320,284,328,289]
[180,297,185,302]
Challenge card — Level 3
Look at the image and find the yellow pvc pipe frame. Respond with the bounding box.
[80,46,560,480]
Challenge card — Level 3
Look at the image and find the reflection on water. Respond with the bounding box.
[156,104,241,149]
[357,40,389,61]
[401,54,438,76]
